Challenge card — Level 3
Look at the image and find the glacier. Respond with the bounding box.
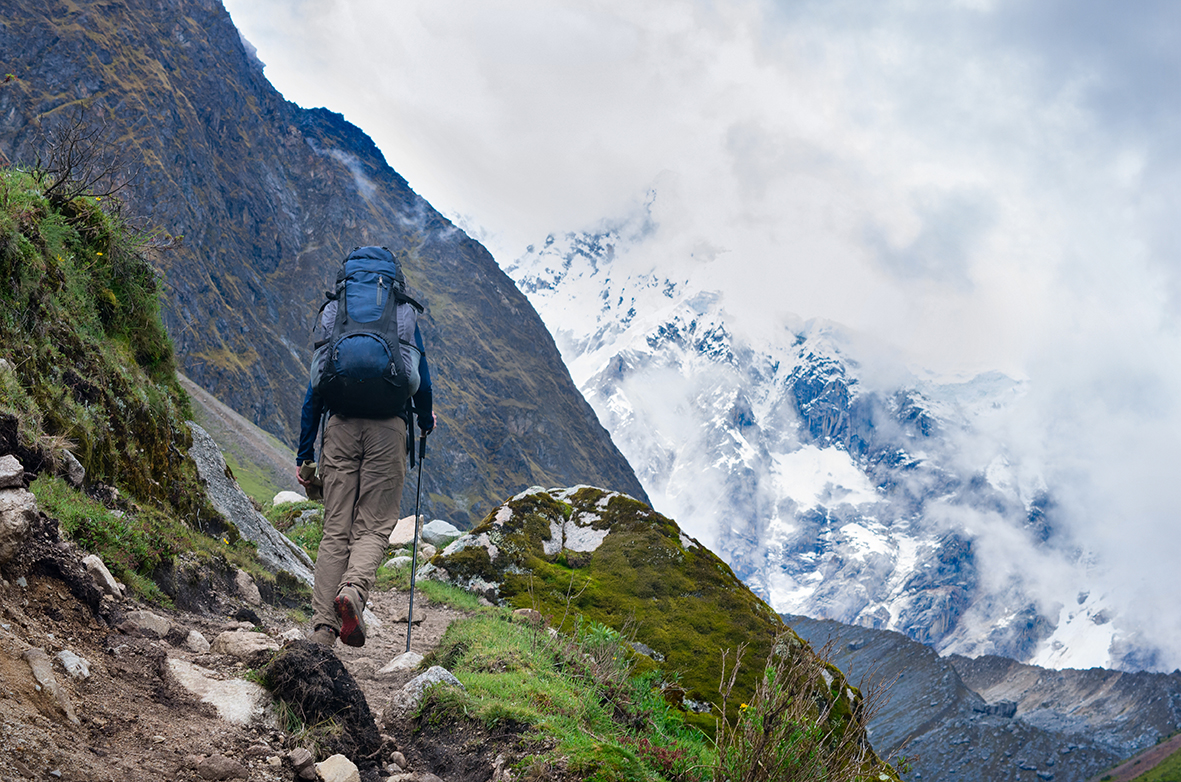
[502,208,1150,671]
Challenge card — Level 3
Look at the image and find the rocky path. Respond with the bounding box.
[0,561,471,782]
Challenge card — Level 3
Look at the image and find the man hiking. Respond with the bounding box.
[296,246,435,648]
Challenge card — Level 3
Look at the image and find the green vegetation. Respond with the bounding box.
[0,161,301,603]
[0,164,196,500]
[420,487,901,779]
[713,638,884,781]
[376,558,485,612]
[29,472,281,604]
[224,450,279,508]
[265,499,324,561]
[429,487,787,730]
[413,608,898,781]
[420,610,713,781]
[1130,741,1181,781]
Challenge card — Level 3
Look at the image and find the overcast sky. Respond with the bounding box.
[223,0,1181,662]
[223,0,1179,370]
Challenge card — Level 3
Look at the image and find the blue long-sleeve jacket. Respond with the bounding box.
[296,324,433,464]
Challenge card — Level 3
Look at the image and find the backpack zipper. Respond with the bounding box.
[377,276,386,307]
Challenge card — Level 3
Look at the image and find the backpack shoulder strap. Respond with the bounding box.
[394,290,424,313]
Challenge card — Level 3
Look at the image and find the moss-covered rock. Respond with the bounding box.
[0,166,307,605]
[420,486,886,763]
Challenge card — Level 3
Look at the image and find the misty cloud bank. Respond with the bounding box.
[225,0,1181,667]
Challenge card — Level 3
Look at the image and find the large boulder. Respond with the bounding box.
[188,422,313,585]
[0,454,23,488]
[0,487,37,565]
[384,665,465,719]
[419,486,853,730]
[209,630,281,661]
[420,519,462,547]
[387,514,420,547]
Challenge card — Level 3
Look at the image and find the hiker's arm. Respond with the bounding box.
[295,383,323,478]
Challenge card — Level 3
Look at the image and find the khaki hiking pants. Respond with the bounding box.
[311,414,407,633]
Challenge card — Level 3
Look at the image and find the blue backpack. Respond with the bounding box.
[311,246,425,419]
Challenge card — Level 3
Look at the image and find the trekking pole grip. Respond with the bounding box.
[419,435,427,461]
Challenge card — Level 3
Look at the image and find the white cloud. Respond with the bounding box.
[225,0,1181,663]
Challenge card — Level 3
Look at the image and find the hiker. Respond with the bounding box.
[295,246,436,648]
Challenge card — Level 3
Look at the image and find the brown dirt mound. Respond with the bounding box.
[263,640,383,766]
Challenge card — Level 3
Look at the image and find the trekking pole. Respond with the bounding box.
[405,434,427,653]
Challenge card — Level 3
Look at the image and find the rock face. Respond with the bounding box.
[188,422,314,585]
[421,486,846,727]
[505,224,1133,669]
[0,487,37,565]
[0,0,648,528]
[788,614,1181,782]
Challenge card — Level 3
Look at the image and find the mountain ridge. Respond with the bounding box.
[788,614,1181,782]
[505,211,1140,671]
[0,0,648,527]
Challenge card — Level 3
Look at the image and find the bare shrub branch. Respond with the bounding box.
[31,106,141,209]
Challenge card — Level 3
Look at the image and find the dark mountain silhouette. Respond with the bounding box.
[0,0,648,526]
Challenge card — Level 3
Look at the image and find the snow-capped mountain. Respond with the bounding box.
[503,206,1138,671]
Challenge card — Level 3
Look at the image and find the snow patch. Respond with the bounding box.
[543,517,564,556]
[1030,595,1116,670]
[839,522,892,558]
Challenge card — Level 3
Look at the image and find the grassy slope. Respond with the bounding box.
[180,372,301,506]
[1134,751,1181,782]
[419,485,900,780]
[0,165,302,601]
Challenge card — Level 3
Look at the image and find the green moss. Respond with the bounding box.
[442,544,497,583]
[0,165,288,603]
[426,487,876,749]
[420,612,712,780]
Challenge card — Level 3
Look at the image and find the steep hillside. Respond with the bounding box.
[418,483,900,782]
[0,160,313,610]
[0,0,647,527]
[788,615,1181,782]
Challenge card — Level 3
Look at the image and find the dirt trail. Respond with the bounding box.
[0,568,469,782]
[1087,732,1181,782]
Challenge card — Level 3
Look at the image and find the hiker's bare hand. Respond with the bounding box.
[296,467,311,487]
[421,412,437,436]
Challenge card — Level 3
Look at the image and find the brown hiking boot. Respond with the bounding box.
[309,625,337,647]
[334,585,366,648]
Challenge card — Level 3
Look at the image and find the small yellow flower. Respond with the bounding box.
[96,252,103,256]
